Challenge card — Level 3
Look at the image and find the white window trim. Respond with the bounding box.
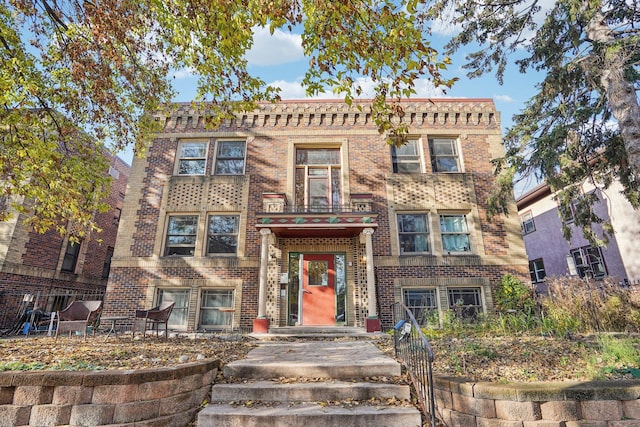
[197,288,236,330]
[174,140,209,176]
[213,139,247,175]
[428,137,463,173]
[396,212,432,255]
[391,138,425,174]
[163,214,199,257]
[206,214,241,256]
[439,213,472,254]
[529,258,546,283]
[520,210,536,235]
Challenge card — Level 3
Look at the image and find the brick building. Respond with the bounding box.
[103,99,528,332]
[0,154,130,330]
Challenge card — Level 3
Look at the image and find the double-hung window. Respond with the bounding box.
[429,138,460,172]
[199,289,234,329]
[440,214,471,253]
[157,289,189,329]
[397,213,430,254]
[520,211,535,235]
[207,215,239,255]
[164,216,198,256]
[214,140,246,175]
[391,140,422,173]
[571,246,607,278]
[177,141,207,175]
[529,258,546,283]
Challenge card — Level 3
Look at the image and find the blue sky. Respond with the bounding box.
[122,25,543,196]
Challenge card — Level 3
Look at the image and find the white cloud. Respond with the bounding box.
[494,94,515,102]
[268,77,446,100]
[172,67,196,80]
[245,27,304,66]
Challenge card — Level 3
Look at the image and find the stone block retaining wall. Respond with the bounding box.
[0,359,220,426]
[434,376,640,426]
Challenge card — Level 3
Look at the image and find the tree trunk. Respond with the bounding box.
[585,9,640,174]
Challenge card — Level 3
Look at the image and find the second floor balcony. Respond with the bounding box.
[256,193,378,238]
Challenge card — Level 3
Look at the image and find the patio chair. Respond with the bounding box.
[133,301,175,341]
[55,300,102,340]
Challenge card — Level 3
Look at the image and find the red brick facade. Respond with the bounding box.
[0,155,130,330]
[104,99,528,332]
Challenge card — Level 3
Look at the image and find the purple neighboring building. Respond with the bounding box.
[516,180,640,293]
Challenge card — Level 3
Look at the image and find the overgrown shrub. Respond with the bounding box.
[541,276,640,333]
[494,274,537,314]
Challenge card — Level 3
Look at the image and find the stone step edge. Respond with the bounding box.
[210,380,411,402]
[223,363,401,379]
[199,402,421,418]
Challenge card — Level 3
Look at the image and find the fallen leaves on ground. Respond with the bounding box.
[0,333,638,384]
[0,335,256,371]
[376,333,640,383]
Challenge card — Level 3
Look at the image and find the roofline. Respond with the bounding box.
[170,97,496,106]
[516,182,552,210]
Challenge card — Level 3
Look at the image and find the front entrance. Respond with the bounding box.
[301,254,335,325]
[287,253,347,327]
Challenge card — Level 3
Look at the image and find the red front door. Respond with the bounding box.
[301,254,335,325]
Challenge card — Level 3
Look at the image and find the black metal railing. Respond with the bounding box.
[391,302,438,427]
[0,286,105,335]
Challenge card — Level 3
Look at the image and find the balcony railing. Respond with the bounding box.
[267,204,373,214]
[261,193,374,214]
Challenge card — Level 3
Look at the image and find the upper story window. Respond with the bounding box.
[214,140,246,175]
[529,258,546,283]
[397,213,430,254]
[295,148,341,211]
[440,214,471,253]
[391,140,422,173]
[571,246,607,279]
[429,138,461,172]
[61,240,82,273]
[164,215,198,256]
[207,215,239,255]
[520,210,535,235]
[177,141,207,175]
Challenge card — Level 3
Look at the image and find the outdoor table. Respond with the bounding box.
[101,316,128,341]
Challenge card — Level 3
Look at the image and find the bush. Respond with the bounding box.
[494,274,537,314]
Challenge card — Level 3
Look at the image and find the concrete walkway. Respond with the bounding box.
[199,339,422,427]
[224,339,402,379]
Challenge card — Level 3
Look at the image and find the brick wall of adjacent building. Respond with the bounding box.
[0,154,130,330]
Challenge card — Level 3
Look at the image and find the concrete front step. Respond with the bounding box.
[224,341,401,379]
[210,380,411,402]
[198,340,422,427]
[198,403,421,427]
